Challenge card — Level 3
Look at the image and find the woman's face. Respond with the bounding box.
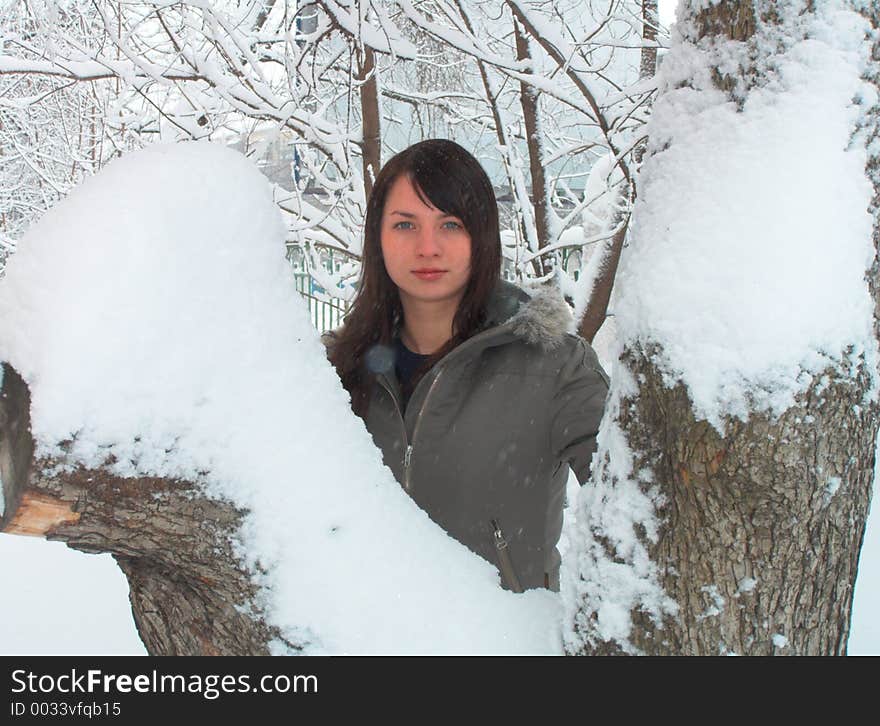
[380,174,472,310]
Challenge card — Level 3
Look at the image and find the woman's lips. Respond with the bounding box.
[412,270,446,281]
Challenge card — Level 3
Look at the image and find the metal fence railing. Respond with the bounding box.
[294,272,350,333]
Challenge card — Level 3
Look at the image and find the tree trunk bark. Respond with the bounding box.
[577,220,627,344]
[358,44,381,201]
[639,0,659,81]
[0,363,285,656]
[601,349,876,655]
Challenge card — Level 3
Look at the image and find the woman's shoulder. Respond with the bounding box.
[505,284,572,352]
[482,280,608,382]
[555,333,610,387]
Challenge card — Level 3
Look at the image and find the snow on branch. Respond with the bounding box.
[0,142,562,654]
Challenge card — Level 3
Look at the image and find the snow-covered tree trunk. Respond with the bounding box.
[565,0,880,656]
[602,349,875,655]
[0,363,280,655]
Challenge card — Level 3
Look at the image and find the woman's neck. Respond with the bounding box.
[399,296,459,355]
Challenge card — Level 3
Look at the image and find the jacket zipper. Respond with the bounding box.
[491,519,523,593]
[376,375,409,473]
[404,368,445,492]
[377,367,445,492]
[380,318,516,492]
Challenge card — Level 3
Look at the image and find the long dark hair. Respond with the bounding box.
[327,139,502,417]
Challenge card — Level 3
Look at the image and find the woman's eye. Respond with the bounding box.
[442,220,463,230]
[393,221,414,230]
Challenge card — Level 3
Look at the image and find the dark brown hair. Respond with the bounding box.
[327,139,502,417]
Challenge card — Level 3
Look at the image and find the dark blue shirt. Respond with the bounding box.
[394,338,430,411]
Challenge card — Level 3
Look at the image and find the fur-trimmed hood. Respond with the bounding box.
[483,280,574,351]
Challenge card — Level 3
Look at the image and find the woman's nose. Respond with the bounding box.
[415,228,441,256]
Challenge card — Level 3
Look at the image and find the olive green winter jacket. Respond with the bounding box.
[327,280,609,592]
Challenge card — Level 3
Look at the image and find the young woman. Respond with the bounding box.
[326,139,609,592]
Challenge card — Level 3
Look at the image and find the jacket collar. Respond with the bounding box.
[355,279,574,390]
[373,280,575,417]
[369,280,574,414]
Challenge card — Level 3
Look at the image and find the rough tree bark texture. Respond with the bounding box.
[0,363,282,655]
[570,0,879,655]
[616,350,876,655]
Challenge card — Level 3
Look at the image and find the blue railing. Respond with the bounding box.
[294,272,350,333]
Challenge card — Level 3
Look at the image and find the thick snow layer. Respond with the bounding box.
[561,357,677,654]
[617,3,879,429]
[0,141,560,654]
